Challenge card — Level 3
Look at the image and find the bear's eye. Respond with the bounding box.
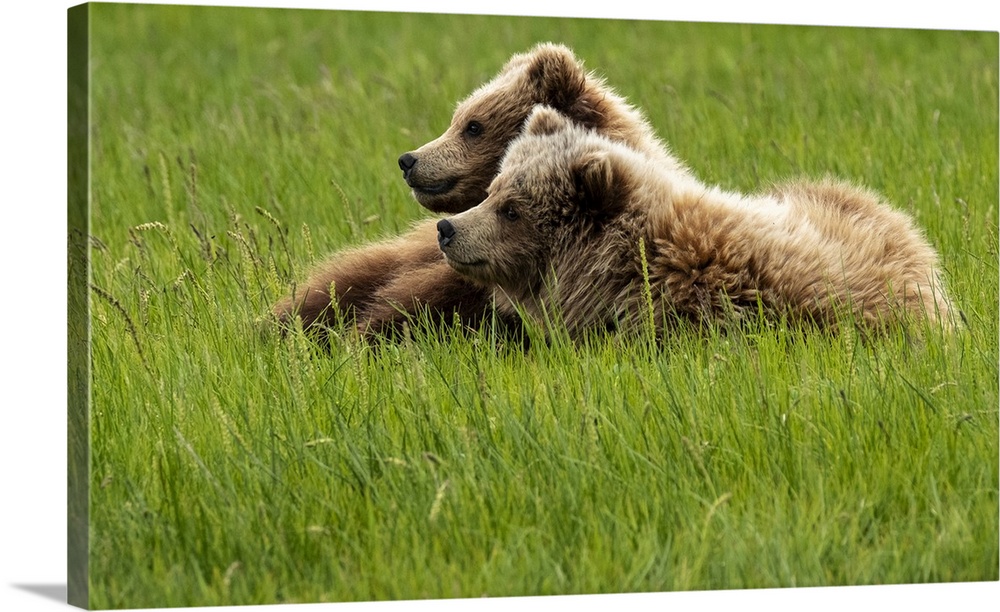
[500,204,519,221]
[465,121,484,137]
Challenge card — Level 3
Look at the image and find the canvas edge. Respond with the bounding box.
[68,2,91,609]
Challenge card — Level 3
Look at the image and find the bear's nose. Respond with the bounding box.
[398,153,417,176]
[437,218,456,248]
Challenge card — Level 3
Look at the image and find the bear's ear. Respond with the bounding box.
[526,44,587,112]
[524,105,572,136]
[572,150,621,215]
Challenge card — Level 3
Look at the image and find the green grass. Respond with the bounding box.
[82,3,998,609]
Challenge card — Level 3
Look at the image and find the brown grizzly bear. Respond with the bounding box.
[273,43,689,339]
[436,106,956,337]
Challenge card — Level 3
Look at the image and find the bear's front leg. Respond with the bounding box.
[273,218,446,337]
[356,260,493,339]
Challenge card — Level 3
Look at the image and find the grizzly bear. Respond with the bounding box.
[436,106,956,338]
[273,43,689,339]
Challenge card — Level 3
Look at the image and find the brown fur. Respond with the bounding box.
[439,106,956,338]
[274,43,686,338]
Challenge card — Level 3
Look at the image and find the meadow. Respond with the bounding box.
[79,3,998,608]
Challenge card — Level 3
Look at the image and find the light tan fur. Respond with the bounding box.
[439,106,956,338]
[275,43,685,338]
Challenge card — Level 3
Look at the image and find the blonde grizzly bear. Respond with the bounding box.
[274,43,689,339]
[436,106,955,338]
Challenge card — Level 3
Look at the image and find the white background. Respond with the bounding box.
[1,1,997,611]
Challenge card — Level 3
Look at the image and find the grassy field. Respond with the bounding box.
[81,4,998,609]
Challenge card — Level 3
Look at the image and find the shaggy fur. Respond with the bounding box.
[438,106,956,338]
[274,43,687,338]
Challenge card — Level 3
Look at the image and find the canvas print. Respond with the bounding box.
[69,2,999,609]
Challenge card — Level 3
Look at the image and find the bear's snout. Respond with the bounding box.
[437,218,456,249]
[398,153,417,179]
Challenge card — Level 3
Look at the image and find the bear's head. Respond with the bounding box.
[398,43,614,214]
[436,106,630,295]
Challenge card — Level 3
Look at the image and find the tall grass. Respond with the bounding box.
[83,4,998,609]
